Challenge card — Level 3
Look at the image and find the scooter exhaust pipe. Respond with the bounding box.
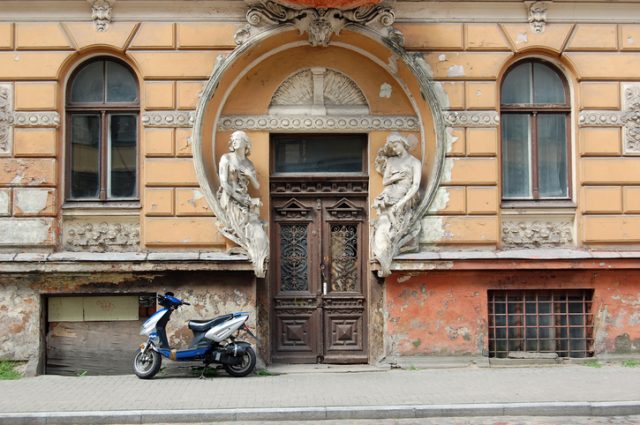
[224,343,247,356]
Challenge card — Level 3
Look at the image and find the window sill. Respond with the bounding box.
[501,200,576,210]
[61,201,141,217]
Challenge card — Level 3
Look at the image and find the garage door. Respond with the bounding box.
[46,295,155,376]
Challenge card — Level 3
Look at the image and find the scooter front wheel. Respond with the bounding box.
[134,348,161,379]
[224,346,256,377]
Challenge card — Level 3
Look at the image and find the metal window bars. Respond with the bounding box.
[488,290,594,358]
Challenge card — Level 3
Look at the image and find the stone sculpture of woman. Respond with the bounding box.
[218,130,268,277]
[372,133,422,277]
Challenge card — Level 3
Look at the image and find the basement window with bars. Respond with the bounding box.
[488,290,594,358]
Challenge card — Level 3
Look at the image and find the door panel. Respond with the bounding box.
[271,179,368,364]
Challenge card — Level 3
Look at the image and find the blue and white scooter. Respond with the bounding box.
[134,292,256,379]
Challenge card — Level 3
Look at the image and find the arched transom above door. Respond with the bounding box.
[218,64,419,132]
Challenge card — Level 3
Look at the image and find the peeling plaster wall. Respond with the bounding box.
[385,270,640,357]
[0,279,41,360]
[0,271,256,367]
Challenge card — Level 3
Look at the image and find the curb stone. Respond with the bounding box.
[1,401,640,425]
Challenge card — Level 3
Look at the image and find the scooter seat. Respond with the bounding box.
[188,314,234,332]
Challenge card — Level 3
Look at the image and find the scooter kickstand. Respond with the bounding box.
[199,365,210,379]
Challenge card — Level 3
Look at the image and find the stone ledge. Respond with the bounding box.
[0,251,253,273]
[382,249,640,272]
[394,248,640,261]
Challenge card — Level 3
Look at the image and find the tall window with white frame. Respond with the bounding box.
[501,59,571,201]
[66,58,139,201]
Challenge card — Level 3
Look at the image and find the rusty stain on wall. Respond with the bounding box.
[385,270,640,357]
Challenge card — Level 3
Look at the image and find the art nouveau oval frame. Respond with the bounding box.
[192,23,447,277]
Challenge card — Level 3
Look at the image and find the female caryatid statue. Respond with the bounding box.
[372,133,422,277]
[217,130,268,277]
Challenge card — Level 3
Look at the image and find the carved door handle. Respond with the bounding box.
[320,261,328,296]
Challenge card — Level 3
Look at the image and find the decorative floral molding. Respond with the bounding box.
[89,0,113,32]
[142,111,195,128]
[526,1,550,34]
[578,111,623,126]
[0,84,12,155]
[64,220,140,252]
[502,220,573,249]
[444,111,499,127]
[235,1,402,47]
[218,115,419,131]
[623,84,640,153]
[579,83,640,154]
[12,112,61,128]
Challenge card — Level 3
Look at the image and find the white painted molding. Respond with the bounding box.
[444,111,499,127]
[218,115,420,132]
[142,111,195,128]
[12,112,61,128]
[0,84,13,155]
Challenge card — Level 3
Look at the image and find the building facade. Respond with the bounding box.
[1,0,640,375]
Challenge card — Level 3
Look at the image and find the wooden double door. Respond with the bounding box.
[270,177,368,363]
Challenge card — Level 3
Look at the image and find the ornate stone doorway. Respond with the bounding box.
[270,134,368,364]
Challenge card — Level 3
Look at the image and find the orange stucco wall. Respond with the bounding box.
[0,15,639,250]
[386,270,640,356]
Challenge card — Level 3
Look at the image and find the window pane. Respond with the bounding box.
[501,62,532,104]
[502,114,531,198]
[71,115,100,198]
[274,134,365,173]
[70,61,104,103]
[537,114,568,198]
[109,115,137,198]
[106,61,138,103]
[533,62,566,104]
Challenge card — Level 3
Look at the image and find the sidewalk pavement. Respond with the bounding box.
[1,363,640,424]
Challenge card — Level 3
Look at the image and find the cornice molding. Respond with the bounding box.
[1,1,638,23]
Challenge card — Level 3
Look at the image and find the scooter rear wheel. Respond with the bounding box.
[224,346,256,377]
[134,348,161,379]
